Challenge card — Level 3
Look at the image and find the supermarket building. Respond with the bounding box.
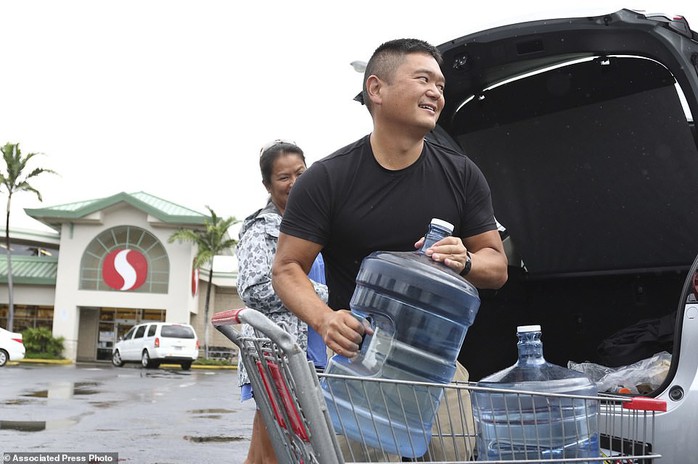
[0,191,243,362]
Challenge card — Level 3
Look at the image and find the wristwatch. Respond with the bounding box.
[463,251,472,276]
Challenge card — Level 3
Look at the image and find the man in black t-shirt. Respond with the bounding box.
[272,38,508,359]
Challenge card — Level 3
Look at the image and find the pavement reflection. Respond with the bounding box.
[0,363,254,463]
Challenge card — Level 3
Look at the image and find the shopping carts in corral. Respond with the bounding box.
[213,307,666,463]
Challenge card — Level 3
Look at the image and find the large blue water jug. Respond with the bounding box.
[321,218,481,458]
[473,325,600,462]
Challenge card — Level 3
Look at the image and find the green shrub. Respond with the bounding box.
[22,327,65,358]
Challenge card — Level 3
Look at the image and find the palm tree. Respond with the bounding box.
[1,142,56,332]
[169,206,238,358]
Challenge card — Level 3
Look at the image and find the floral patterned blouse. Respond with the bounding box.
[235,199,328,387]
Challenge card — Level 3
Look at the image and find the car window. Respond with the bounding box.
[160,325,195,339]
[134,325,147,339]
[147,325,156,337]
[122,327,136,341]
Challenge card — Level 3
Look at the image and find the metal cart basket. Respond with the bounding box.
[213,308,665,463]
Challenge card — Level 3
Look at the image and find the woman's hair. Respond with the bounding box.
[259,141,305,187]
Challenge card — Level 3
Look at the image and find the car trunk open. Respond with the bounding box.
[433,9,698,390]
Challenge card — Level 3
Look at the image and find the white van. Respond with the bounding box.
[429,8,698,463]
[112,322,199,370]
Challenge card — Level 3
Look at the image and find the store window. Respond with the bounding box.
[80,226,169,293]
[0,305,54,332]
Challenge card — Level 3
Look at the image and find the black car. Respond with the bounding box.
[431,9,698,463]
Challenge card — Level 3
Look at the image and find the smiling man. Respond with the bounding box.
[271,37,508,461]
[273,38,507,357]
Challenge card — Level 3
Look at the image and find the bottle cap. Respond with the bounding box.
[517,324,542,333]
[430,218,454,233]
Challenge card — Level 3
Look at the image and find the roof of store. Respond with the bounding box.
[0,227,60,246]
[24,191,208,231]
[2,191,236,286]
[0,255,58,285]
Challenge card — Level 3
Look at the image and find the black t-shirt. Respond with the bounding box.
[280,135,497,311]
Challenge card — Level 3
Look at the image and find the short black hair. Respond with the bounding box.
[360,38,443,110]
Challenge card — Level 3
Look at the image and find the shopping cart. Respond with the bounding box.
[213,307,665,463]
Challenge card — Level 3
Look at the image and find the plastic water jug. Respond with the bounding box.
[321,218,481,458]
[472,325,600,462]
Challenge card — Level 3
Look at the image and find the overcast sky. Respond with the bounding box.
[2,0,696,236]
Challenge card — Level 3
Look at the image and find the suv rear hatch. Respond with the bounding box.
[433,8,698,461]
[158,324,198,357]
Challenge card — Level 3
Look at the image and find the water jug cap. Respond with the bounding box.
[430,218,454,233]
[517,324,541,333]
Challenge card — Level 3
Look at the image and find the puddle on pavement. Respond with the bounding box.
[74,381,100,393]
[183,435,245,443]
[0,418,78,432]
[141,370,191,379]
[188,408,234,419]
[4,382,93,433]
[89,401,117,409]
[3,398,34,406]
[189,408,234,414]
[22,381,101,399]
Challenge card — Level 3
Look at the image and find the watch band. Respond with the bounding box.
[463,251,472,276]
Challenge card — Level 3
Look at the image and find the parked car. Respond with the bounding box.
[426,8,698,463]
[0,327,26,367]
[112,322,199,370]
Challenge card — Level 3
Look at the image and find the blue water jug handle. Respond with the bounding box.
[352,313,374,351]
[327,311,394,374]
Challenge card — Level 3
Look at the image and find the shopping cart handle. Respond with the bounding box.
[212,308,246,326]
[213,307,302,354]
[623,396,667,412]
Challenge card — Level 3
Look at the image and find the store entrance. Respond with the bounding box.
[96,308,166,361]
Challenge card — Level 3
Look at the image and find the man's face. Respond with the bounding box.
[379,52,445,133]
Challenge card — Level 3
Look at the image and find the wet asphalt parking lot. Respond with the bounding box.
[0,363,255,463]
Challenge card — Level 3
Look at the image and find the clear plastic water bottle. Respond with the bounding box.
[473,325,600,462]
[322,218,480,457]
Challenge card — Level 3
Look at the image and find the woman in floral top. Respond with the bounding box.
[236,140,328,464]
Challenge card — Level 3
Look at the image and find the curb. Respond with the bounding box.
[18,358,73,365]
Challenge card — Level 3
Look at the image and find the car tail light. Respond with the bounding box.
[196,340,200,350]
[155,337,160,348]
[12,337,23,345]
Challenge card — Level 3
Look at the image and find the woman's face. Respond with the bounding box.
[266,152,306,214]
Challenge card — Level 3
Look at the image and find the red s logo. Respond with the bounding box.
[102,249,148,291]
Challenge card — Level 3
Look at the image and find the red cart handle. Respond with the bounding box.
[623,397,667,412]
[212,308,246,326]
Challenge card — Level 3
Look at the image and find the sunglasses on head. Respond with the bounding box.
[259,139,297,157]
